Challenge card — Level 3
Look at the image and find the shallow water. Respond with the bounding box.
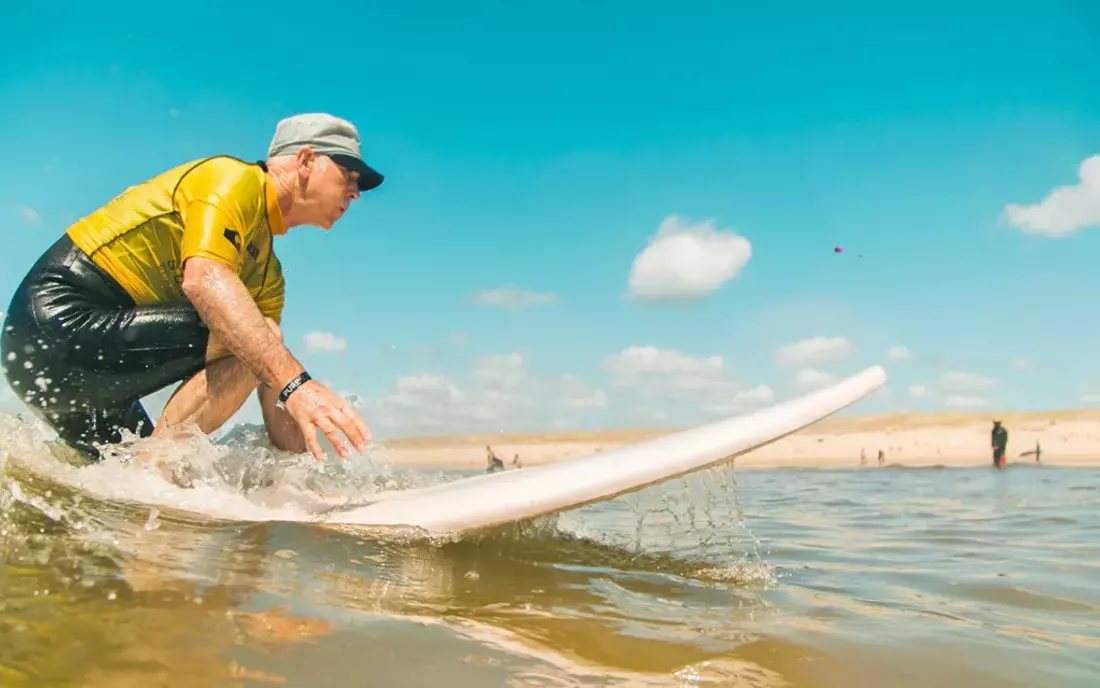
[1,416,1098,687]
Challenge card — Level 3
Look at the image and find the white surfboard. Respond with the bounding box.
[318,365,887,534]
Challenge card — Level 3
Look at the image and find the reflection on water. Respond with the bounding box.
[2,415,1100,686]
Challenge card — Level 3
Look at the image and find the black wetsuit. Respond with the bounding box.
[1,235,209,461]
[991,424,1008,467]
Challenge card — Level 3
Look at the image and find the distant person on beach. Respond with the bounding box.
[991,420,1009,469]
[1,113,381,467]
[486,446,505,473]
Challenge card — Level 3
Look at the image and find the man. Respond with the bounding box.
[991,420,1008,469]
[1,113,378,465]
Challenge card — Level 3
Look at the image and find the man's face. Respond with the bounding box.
[298,149,361,229]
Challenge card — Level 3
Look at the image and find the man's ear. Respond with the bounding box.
[295,146,316,183]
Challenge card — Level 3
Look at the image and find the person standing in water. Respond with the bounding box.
[486,445,505,473]
[991,420,1009,469]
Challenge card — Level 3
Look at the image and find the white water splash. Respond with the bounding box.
[0,412,457,526]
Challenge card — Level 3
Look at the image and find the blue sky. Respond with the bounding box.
[2,0,1099,437]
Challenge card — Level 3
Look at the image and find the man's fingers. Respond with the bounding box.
[333,405,368,452]
[300,420,325,462]
[350,408,373,447]
[315,415,350,460]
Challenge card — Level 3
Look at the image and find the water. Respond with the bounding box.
[1,414,1099,687]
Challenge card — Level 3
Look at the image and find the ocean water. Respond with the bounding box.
[1,413,1098,687]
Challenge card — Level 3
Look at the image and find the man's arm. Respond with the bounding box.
[258,383,307,453]
[181,256,303,391]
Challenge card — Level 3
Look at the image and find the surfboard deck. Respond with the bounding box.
[315,365,887,535]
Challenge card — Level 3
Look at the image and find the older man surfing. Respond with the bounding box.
[1,113,378,465]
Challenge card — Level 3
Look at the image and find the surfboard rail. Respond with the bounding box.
[324,365,887,533]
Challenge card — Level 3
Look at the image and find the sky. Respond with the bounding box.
[1,0,1099,439]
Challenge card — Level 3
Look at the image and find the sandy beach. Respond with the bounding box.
[378,410,1100,470]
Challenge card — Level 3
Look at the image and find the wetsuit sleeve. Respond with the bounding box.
[254,257,286,325]
[179,200,250,270]
[177,161,265,272]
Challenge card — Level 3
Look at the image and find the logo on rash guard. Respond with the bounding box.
[223,228,242,252]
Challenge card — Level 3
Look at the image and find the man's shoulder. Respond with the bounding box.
[173,156,266,211]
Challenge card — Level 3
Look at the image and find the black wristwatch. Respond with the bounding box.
[275,371,312,409]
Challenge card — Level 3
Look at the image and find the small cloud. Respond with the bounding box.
[627,214,752,301]
[17,206,41,226]
[451,331,469,344]
[885,345,912,362]
[944,394,988,409]
[776,336,853,367]
[938,371,997,393]
[168,108,182,118]
[565,390,607,409]
[303,331,347,352]
[475,285,560,309]
[1003,155,1100,237]
[733,384,775,405]
[1011,358,1032,370]
[795,368,837,389]
[908,383,931,398]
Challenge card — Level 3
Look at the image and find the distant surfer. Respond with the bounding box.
[991,420,1008,469]
[1,113,379,468]
[486,445,505,473]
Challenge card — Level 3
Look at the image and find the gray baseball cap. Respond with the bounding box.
[267,112,384,191]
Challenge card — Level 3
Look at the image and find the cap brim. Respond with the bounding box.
[330,153,384,192]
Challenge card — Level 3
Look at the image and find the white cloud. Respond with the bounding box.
[1003,155,1100,237]
[627,214,752,301]
[385,374,467,408]
[602,345,735,397]
[938,371,997,393]
[17,206,40,226]
[775,336,853,367]
[795,368,837,389]
[475,285,560,309]
[885,345,912,362]
[733,384,775,405]
[303,331,347,352]
[908,384,931,398]
[373,354,606,435]
[601,344,777,421]
[944,395,988,409]
[1011,358,1032,370]
[566,390,607,409]
[702,384,777,416]
[473,353,526,390]
[603,345,724,379]
[1082,393,1100,404]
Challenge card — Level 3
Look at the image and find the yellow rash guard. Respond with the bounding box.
[65,155,287,324]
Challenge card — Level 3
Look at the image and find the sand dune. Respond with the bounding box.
[378,411,1100,470]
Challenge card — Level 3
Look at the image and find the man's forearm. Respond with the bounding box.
[182,257,303,390]
[258,384,307,453]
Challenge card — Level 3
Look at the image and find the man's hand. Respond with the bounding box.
[182,256,372,461]
[282,379,372,461]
